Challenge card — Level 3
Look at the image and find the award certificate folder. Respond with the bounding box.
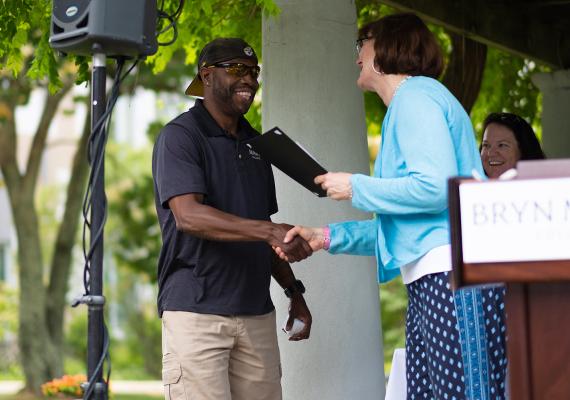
[245,127,328,197]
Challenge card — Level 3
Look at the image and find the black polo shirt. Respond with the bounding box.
[152,100,278,317]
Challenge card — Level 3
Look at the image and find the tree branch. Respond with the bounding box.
[0,97,22,198]
[22,79,73,197]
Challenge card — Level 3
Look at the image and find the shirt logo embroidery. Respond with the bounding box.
[248,147,261,160]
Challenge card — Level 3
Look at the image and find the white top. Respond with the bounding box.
[400,244,452,284]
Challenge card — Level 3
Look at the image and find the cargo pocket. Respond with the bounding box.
[162,353,187,400]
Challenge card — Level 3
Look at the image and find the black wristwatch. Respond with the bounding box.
[284,280,305,298]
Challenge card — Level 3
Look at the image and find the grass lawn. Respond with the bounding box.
[0,395,161,400]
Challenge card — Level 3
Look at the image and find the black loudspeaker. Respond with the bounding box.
[49,0,158,57]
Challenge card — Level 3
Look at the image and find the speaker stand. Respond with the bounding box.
[86,52,108,400]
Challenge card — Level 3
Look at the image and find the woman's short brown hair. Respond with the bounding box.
[359,13,443,79]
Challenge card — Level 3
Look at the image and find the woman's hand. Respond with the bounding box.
[274,226,325,261]
[315,172,353,201]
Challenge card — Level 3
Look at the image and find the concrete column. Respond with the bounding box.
[532,70,570,158]
[262,1,385,399]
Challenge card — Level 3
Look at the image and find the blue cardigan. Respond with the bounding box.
[329,76,484,283]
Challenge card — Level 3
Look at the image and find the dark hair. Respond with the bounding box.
[482,112,546,160]
[359,13,443,79]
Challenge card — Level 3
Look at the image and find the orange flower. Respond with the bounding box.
[41,374,87,398]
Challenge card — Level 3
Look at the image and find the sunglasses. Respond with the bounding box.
[356,36,372,53]
[206,63,261,79]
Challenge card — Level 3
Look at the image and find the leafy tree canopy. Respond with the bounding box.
[0,0,279,93]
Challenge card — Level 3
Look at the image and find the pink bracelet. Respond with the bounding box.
[322,226,331,251]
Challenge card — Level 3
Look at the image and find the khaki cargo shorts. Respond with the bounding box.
[162,310,282,400]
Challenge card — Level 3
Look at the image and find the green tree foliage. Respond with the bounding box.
[471,50,549,138]
[0,284,19,376]
[65,312,88,365]
[1,0,279,91]
[379,278,407,368]
[1,0,60,90]
[148,0,279,74]
[0,284,18,342]
[107,122,162,281]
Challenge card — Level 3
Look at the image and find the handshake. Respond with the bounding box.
[267,171,351,262]
[269,224,325,263]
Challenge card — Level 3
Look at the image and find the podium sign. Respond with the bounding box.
[449,160,570,400]
[459,178,570,263]
[449,177,570,287]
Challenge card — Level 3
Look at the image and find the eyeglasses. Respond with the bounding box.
[356,36,372,53]
[206,63,261,79]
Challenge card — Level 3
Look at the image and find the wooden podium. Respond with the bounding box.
[448,160,570,400]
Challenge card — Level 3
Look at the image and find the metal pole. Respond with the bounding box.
[87,52,107,400]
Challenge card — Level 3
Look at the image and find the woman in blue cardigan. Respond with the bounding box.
[278,13,506,400]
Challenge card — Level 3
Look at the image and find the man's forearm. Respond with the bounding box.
[169,194,312,262]
[177,203,273,241]
[170,194,278,243]
[271,252,297,289]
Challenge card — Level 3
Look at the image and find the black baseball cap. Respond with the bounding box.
[185,38,258,97]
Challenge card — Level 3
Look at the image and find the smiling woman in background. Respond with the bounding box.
[480,112,546,178]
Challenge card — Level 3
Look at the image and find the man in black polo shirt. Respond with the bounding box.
[152,38,313,400]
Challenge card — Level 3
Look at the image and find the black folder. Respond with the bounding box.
[245,127,328,197]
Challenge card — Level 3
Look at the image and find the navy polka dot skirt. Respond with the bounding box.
[405,272,507,399]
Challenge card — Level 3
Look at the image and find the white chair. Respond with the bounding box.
[385,348,407,400]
